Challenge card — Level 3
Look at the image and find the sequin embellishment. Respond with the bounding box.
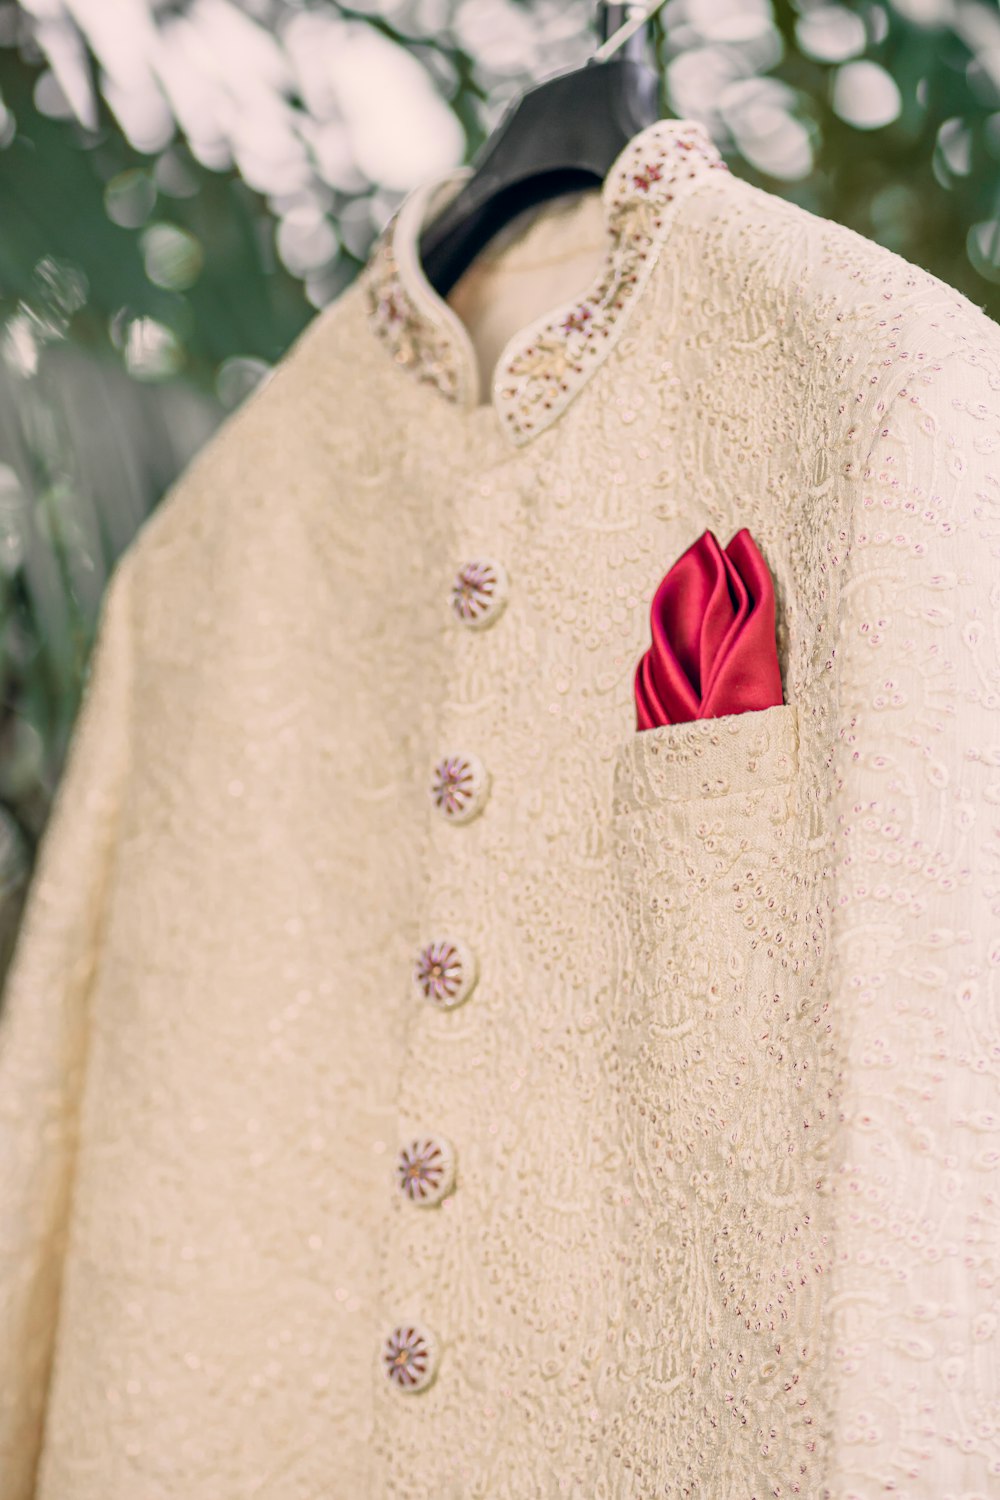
[451,558,509,629]
[365,237,465,403]
[381,1323,439,1393]
[360,117,729,445]
[413,937,478,1009]
[430,751,489,822]
[395,1135,457,1206]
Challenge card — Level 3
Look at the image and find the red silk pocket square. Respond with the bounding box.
[634,526,784,731]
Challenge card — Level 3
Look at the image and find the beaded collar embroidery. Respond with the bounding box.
[360,117,730,447]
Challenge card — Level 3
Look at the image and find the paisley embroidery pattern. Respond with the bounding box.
[360,117,730,445]
[5,95,1000,1500]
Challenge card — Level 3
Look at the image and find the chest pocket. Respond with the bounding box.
[609,701,801,981]
[605,702,828,1478]
[612,702,799,812]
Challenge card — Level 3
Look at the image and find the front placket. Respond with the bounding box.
[366,455,524,1490]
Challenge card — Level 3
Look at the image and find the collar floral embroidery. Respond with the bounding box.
[360,117,729,448]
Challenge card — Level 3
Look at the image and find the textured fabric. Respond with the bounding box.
[1,114,999,1498]
[633,526,784,727]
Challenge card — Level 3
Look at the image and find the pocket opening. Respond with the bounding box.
[612,702,799,807]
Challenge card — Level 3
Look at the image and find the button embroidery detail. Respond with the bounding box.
[381,1323,439,1393]
[360,117,729,446]
[395,1135,457,1206]
[451,558,509,629]
[431,751,489,823]
[413,937,478,1009]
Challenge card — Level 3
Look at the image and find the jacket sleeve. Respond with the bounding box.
[0,544,135,1500]
[827,321,1000,1490]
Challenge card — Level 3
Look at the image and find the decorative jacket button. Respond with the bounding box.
[414,937,478,1010]
[431,751,489,823]
[395,1135,456,1206]
[381,1322,439,1393]
[451,558,509,629]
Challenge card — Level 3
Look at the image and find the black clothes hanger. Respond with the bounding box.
[418,0,672,300]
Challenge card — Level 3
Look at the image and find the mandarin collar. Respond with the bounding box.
[360,117,729,448]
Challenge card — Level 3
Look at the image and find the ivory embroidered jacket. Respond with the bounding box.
[1,116,999,1499]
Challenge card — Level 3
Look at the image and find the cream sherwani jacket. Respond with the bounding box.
[1,117,999,1499]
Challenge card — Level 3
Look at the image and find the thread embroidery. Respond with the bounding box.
[361,119,729,445]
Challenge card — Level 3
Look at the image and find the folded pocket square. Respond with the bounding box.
[634,526,784,730]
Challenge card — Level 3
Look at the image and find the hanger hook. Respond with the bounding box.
[592,0,669,63]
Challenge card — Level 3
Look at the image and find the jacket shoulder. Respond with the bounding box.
[122,275,368,580]
[687,166,993,354]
